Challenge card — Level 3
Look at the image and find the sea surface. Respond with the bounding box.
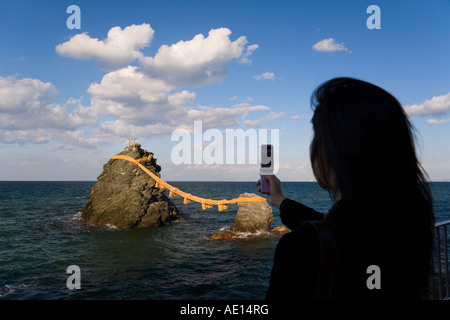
[0,181,449,300]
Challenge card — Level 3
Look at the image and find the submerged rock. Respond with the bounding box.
[272,226,290,233]
[210,233,234,241]
[231,193,273,233]
[81,144,178,229]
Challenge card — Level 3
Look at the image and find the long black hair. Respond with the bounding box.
[310,77,434,297]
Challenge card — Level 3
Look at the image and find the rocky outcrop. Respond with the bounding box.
[81,144,178,229]
[232,193,273,233]
[206,194,293,240]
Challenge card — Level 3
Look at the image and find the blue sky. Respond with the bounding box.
[0,0,449,181]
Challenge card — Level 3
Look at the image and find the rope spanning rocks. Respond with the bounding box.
[81,143,270,233]
[81,144,179,229]
[109,155,267,212]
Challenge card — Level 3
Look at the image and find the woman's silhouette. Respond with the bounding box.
[258,77,434,299]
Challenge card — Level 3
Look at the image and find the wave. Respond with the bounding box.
[71,212,82,221]
[0,283,35,298]
[205,226,277,240]
[104,224,118,230]
[0,285,14,298]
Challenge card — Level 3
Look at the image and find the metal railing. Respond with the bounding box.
[431,219,450,300]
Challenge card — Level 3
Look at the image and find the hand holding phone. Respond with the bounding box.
[260,144,273,194]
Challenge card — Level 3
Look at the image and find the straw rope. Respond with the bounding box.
[110,154,266,211]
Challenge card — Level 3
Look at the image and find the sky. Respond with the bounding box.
[0,0,449,181]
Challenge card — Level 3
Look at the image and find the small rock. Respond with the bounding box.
[231,193,273,233]
[210,233,234,241]
[273,226,290,233]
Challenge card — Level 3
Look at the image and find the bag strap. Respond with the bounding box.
[307,221,338,299]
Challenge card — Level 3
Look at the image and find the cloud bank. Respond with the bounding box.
[1,24,284,147]
[0,76,97,146]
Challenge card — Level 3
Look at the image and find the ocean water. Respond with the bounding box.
[0,181,449,300]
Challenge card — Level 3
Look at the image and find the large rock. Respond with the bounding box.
[231,193,273,233]
[81,144,178,229]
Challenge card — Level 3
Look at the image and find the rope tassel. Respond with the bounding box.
[155,180,164,189]
[169,189,179,197]
[202,202,213,210]
[218,203,228,211]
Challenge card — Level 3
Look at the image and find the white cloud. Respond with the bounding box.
[80,25,270,137]
[55,25,258,86]
[0,76,56,113]
[291,115,300,119]
[1,25,277,148]
[58,130,102,148]
[139,27,258,87]
[0,127,101,147]
[56,23,154,70]
[87,66,270,133]
[187,103,270,130]
[88,65,272,137]
[239,44,259,65]
[425,118,450,128]
[168,90,196,107]
[87,66,176,125]
[254,71,276,81]
[243,111,286,127]
[56,26,257,82]
[0,76,96,145]
[404,92,450,117]
[98,103,270,138]
[312,38,350,53]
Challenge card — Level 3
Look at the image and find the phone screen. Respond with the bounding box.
[261,144,272,168]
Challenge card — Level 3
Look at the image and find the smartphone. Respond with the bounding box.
[260,144,273,194]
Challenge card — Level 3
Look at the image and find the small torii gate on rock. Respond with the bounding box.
[128,138,137,150]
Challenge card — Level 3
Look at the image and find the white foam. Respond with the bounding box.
[71,212,82,221]
[232,229,272,239]
[215,226,274,239]
[105,224,118,230]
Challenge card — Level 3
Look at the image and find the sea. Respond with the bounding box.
[0,181,449,300]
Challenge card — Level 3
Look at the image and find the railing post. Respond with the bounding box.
[436,227,442,299]
[433,220,450,300]
[444,225,449,298]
